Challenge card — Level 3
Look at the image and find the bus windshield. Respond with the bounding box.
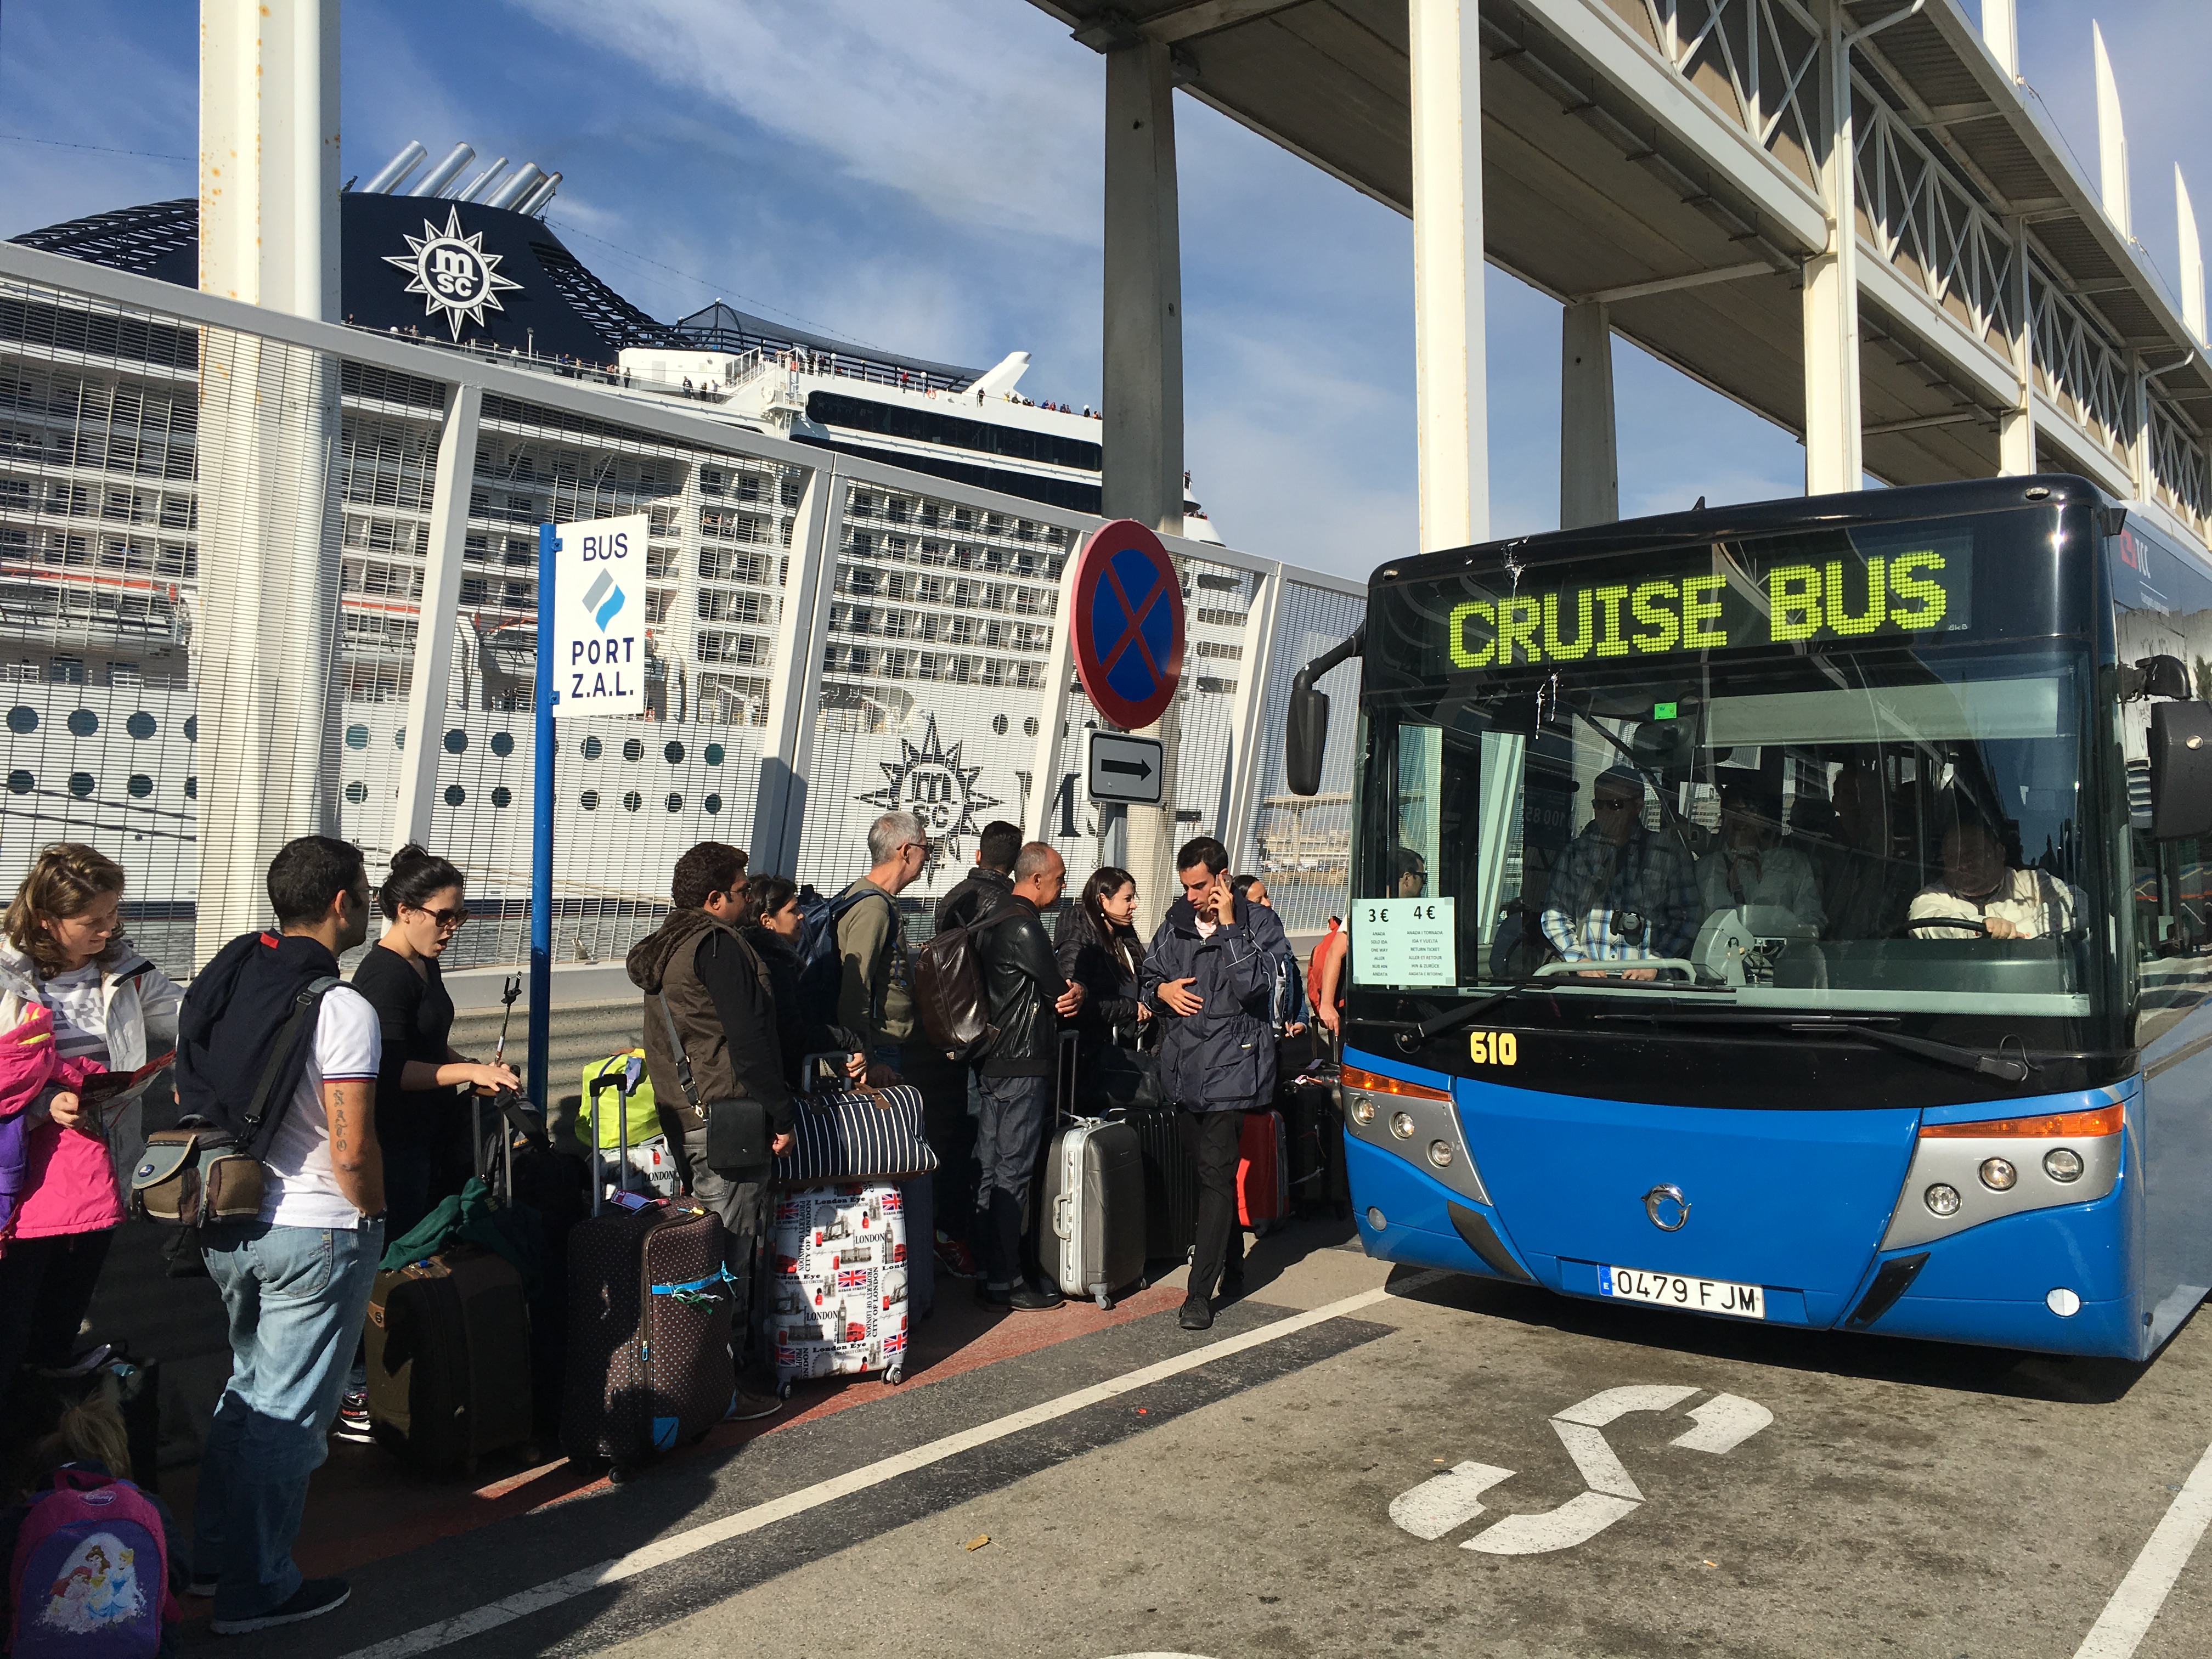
[1356,505,2105,1020]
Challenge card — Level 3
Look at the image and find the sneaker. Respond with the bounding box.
[210,1576,351,1635]
[1179,1295,1215,1331]
[332,1388,374,1444]
[185,1575,218,1599]
[725,1387,781,1422]
[934,1235,978,1279]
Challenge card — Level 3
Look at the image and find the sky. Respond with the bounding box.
[0,0,2207,582]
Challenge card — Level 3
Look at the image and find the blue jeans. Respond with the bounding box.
[196,1218,383,1620]
[874,1045,934,1319]
[973,1072,1053,1288]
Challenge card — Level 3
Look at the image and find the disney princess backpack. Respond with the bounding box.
[8,1466,174,1657]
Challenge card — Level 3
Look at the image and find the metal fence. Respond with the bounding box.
[0,240,1367,981]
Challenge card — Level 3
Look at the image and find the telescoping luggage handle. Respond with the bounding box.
[585,1053,643,1217]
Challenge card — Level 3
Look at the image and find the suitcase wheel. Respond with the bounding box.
[884,1367,903,1386]
[1252,1218,1275,1239]
[608,1464,636,1486]
[777,1381,793,1401]
[1090,1286,1111,1310]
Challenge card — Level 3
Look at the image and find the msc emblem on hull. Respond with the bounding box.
[1643,1183,1691,1231]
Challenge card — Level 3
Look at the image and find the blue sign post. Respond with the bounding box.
[528,521,557,1112]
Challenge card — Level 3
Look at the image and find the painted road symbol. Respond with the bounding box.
[1069,519,1185,731]
[1088,732,1165,805]
[1389,1385,1771,1555]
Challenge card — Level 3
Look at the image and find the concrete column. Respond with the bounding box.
[391,382,483,856]
[753,463,843,875]
[1410,0,1489,551]
[1559,301,1618,528]
[194,0,344,955]
[1802,0,1864,496]
[1999,217,2038,475]
[1101,40,1184,538]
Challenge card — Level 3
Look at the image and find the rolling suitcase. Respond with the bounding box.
[1119,1102,1199,1265]
[364,1244,534,1473]
[560,1059,735,1480]
[763,1183,909,1393]
[1237,1109,1289,1232]
[1042,1116,1147,1307]
[1282,1073,1348,1218]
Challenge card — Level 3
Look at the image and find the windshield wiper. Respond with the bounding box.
[1373,971,1731,1053]
[1596,1007,2032,1084]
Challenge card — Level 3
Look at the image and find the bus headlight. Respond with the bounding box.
[1349,1094,1377,1126]
[1924,1183,1961,1216]
[1427,1139,1454,1169]
[2044,1147,2084,1182]
[1390,1111,1417,1140]
[1978,1157,2018,1192]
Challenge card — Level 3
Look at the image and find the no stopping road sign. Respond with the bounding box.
[1070,518,1184,731]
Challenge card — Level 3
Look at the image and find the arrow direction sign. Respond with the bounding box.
[1088,732,1165,805]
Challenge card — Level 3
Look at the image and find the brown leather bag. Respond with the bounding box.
[910,907,1020,1062]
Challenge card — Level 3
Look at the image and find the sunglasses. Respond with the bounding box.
[410,904,470,930]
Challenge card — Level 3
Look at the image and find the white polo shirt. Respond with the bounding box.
[258,984,382,1231]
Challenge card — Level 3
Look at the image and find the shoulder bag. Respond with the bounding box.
[655,993,774,1177]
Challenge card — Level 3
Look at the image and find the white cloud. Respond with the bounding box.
[505,0,1103,245]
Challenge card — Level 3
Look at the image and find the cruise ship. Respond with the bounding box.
[0,141,1305,974]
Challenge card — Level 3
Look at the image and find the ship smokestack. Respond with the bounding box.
[362,140,428,195]
[456,157,509,202]
[484,162,545,211]
[409,142,475,198]
[515,171,562,216]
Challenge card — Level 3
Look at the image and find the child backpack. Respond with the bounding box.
[8,1466,175,1657]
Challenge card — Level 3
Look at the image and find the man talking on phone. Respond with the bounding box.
[1140,836,1295,1331]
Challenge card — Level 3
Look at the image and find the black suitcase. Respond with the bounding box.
[560,1058,735,1480]
[1114,1101,1199,1266]
[364,1244,534,1473]
[1282,1079,1348,1217]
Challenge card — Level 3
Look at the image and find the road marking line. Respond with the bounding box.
[2073,1436,2212,1659]
[336,1273,1444,1659]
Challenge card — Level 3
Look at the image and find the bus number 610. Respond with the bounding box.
[1470,1030,1517,1065]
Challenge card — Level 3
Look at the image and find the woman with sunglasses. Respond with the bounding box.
[349,845,517,1248]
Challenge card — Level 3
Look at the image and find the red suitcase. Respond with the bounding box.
[1237,1109,1288,1232]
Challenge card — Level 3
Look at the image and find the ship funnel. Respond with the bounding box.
[969,351,1031,398]
[362,140,428,195]
[456,157,509,202]
[409,143,475,198]
[515,172,562,216]
[485,163,545,211]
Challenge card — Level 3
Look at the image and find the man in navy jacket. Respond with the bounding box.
[1140,835,1295,1330]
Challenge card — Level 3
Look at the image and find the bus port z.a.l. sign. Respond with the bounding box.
[545,512,646,718]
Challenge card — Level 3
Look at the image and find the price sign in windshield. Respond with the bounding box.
[1355,898,1456,988]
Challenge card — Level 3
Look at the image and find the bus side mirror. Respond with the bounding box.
[2149,702,2212,839]
[1286,681,1329,797]
[2121,654,2192,701]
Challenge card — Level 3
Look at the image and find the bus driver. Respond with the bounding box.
[1906,819,2080,941]
[1538,766,1701,979]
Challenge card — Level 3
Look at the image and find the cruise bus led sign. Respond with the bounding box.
[1437,551,1964,672]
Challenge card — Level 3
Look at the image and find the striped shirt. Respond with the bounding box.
[39,964,108,1065]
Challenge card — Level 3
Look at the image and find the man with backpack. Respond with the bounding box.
[177,836,384,1635]
[626,842,795,1421]
[969,842,1085,1311]
[833,811,932,1314]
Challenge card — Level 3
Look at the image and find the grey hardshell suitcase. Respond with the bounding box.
[1042,1116,1147,1308]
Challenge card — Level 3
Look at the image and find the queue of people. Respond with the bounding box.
[0,818,1333,1639]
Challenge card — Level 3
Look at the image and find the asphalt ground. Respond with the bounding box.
[182,1212,2212,1659]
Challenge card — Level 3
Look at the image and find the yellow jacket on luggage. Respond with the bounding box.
[576,1050,667,1152]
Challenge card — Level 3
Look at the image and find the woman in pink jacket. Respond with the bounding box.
[0,845,180,1424]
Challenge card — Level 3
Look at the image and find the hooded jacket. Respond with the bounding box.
[0,998,108,1239]
[1139,892,1293,1113]
[626,909,794,1136]
[0,940,180,1215]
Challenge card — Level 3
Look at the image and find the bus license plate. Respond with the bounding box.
[1600,1265,1766,1320]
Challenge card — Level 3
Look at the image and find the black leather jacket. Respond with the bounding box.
[977,895,1063,1079]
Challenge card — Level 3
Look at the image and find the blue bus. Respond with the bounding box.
[1286,475,2212,1359]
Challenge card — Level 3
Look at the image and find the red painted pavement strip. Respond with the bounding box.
[274,1276,1188,1582]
